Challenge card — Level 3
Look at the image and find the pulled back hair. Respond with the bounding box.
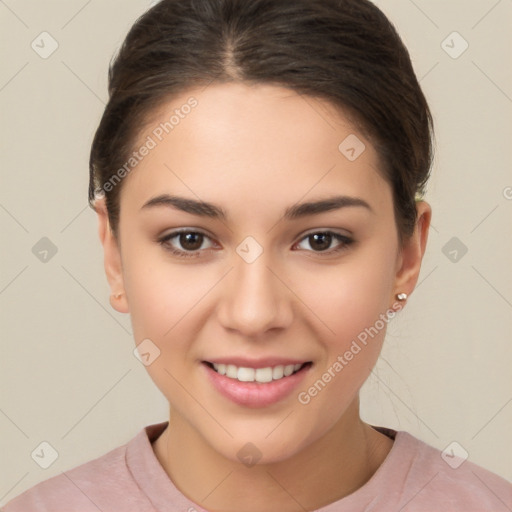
[89,0,433,245]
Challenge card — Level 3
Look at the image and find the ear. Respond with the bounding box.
[94,197,129,313]
[391,201,432,303]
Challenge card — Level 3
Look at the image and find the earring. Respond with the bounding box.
[112,292,123,300]
[396,292,408,301]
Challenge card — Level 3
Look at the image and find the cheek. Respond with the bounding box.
[123,255,207,343]
[294,260,396,429]
[121,251,207,403]
[121,239,226,381]
[299,244,397,349]
[122,258,168,343]
[291,242,398,419]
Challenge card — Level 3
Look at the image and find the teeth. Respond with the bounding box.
[211,362,306,382]
[237,367,255,382]
[283,364,294,377]
[226,364,238,378]
[255,367,273,383]
[272,365,284,380]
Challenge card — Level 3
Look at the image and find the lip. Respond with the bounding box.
[204,357,309,369]
[202,361,312,408]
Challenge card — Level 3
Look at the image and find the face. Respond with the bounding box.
[99,82,429,464]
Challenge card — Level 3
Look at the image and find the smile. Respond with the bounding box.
[206,362,309,383]
[202,360,313,408]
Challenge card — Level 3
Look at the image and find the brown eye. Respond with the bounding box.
[295,231,353,255]
[178,232,204,251]
[308,233,332,251]
[158,229,216,258]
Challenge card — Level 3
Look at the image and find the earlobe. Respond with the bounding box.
[94,198,129,314]
[392,201,432,303]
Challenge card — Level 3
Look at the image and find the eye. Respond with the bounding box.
[294,231,353,255]
[157,229,353,259]
[158,229,217,258]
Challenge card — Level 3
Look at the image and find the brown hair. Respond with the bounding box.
[89,0,433,244]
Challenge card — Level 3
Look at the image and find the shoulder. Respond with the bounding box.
[393,431,512,511]
[1,427,158,512]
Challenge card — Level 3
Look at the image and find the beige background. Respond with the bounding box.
[1,0,511,504]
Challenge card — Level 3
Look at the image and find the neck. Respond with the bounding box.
[152,398,393,512]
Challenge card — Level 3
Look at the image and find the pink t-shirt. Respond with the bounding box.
[3,421,511,511]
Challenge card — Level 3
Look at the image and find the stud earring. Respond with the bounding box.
[112,292,123,300]
[396,292,408,301]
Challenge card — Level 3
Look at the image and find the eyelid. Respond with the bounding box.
[298,226,353,239]
[159,227,213,239]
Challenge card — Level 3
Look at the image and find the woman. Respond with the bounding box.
[4,0,511,510]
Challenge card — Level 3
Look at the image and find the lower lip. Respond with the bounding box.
[202,363,311,408]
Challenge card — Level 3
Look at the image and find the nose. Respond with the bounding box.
[217,251,293,337]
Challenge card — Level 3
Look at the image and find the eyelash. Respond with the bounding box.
[157,229,354,259]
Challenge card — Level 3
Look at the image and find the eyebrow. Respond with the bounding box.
[141,194,373,220]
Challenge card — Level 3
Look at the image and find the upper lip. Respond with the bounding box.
[203,357,311,369]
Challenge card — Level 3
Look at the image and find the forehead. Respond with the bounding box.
[122,82,392,219]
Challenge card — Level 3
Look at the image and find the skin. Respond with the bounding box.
[95,82,431,512]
